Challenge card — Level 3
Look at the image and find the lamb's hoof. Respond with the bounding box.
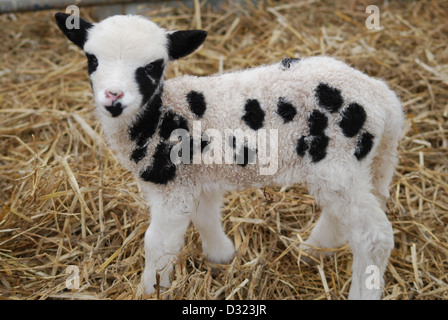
[297,243,325,266]
[142,267,171,295]
[205,236,235,264]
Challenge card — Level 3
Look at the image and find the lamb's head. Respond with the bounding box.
[55,13,206,119]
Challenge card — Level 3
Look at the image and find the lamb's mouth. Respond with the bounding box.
[105,102,124,117]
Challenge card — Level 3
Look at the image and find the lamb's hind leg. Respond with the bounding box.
[371,134,400,211]
[344,191,394,300]
[191,191,235,263]
[317,172,394,299]
[305,163,394,300]
[300,211,348,263]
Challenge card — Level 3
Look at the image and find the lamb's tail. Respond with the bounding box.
[371,90,405,210]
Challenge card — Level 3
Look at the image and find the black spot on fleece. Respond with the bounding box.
[277,97,297,123]
[140,142,176,184]
[315,83,344,113]
[187,91,207,118]
[339,103,367,138]
[242,99,265,130]
[296,110,329,163]
[355,132,374,160]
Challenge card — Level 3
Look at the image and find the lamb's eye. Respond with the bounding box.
[145,63,154,73]
[140,59,165,80]
[86,53,98,75]
[91,56,98,67]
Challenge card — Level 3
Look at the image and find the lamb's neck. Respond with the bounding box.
[97,114,133,171]
[98,92,163,172]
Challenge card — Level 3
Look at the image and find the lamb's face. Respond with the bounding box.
[55,13,206,119]
[84,16,169,118]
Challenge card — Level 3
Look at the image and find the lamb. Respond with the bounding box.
[55,13,405,300]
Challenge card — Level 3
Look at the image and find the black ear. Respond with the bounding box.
[167,30,207,60]
[55,12,93,49]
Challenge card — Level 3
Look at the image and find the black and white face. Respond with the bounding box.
[55,13,206,119]
[83,15,169,119]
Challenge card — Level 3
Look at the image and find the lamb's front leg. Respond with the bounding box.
[143,201,191,295]
[192,191,235,264]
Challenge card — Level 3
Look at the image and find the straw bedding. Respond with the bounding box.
[0,0,447,300]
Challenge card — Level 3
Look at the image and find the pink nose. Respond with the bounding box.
[105,90,124,101]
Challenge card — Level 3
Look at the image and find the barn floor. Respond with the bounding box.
[0,0,447,300]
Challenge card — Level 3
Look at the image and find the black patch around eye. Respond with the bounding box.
[186,91,207,118]
[308,109,328,136]
[281,57,301,69]
[354,132,374,160]
[129,93,162,147]
[135,59,165,105]
[339,102,367,138]
[159,111,189,140]
[315,83,343,113]
[144,59,165,79]
[277,97,297,123]
[140,142,176,184]
[242,99,265,130]
[85,53,98,75]
[296,136,309,157]
[308,134,329,163]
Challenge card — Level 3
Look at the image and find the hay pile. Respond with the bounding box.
[0,0,447,300]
